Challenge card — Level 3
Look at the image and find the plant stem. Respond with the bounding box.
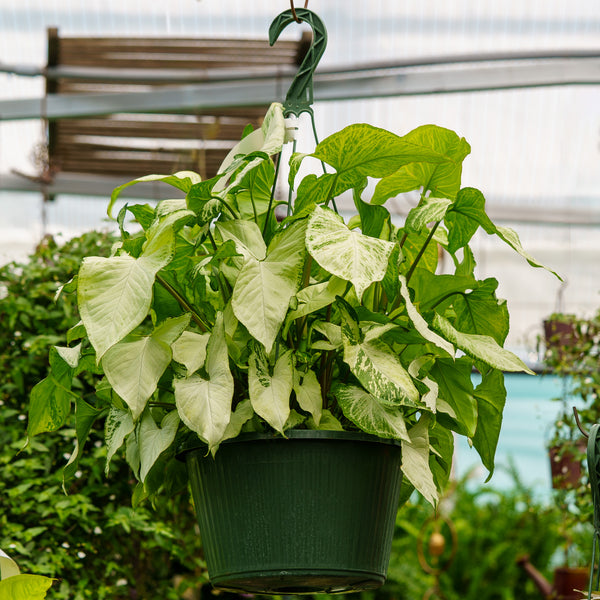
[156,273,208,332]
[263,153,282,236]
[405,221,440,284]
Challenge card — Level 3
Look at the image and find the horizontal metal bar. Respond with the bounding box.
[1,172,600,227]
[1,49,599,80]
[1,56,599,122]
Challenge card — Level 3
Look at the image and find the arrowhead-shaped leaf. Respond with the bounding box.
[78,239,173,360]
[294,369,322,426]
[139,410,180,482]
[171,331,210,376]
[105,407,135,474]
[102,315,189,421]
[334,383,409,441]
[372,125,470,205]
[173,313,233,452]
[306,205,395,299]
[248,348,293,434]
[472,369,507,480]
[433,314,534,374]
[401,416,439,506]
[232,220,306,352]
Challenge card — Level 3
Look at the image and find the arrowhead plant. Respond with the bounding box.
[28,102,556,506]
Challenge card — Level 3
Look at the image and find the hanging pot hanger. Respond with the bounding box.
[268,3,328,118]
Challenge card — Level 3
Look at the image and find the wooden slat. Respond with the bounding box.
[46,31,306,183]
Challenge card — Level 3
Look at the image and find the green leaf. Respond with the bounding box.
[249,347,293,434]
[171,331,210,376]
[429,357,477,436]
[102,316,189,420]
[399,227,438,274]
[334,383,409,441]
[444,187,495,253]
[453,278,509,344]
[293,369,322,426]
[313,123,452,186]
[63,398,104,484]
[78,245,173,360]
[0,574,54,599]
[306,205,395,299]
[372,125,470,205]
[472,369,507,480]
[27,346,76,437]
[232,219,306,352]
[173,313,233,452]
[105,407,135,475]
[307,409,344,431]
[495,225,561,278]
[433,314,534,374]
[353,191,392,238]
[108,171,201,218]
[400,415,438,506]
[408,268,476,311]
[139,410,180,482]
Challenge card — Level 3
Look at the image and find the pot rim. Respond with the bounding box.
[177,429,402,458]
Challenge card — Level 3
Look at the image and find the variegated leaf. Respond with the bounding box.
[306,205,395,299]
[334,383,409,441]
[173,313,234,452]
[249,348,293,434]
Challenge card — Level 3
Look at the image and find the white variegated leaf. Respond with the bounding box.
[249,349,293,434]
[334,383,409,441]
[172,331,210,376]
[433,314,534,374]
[232,220,306,352]
[293,369,322,425]
[306,205,395,299]
[102,334,172,421]
[78,238,173,360]
[401,416,438,506]
[104,407,135,474]
[173,313,234,452]
[342,332,420,406]
[399,275,455,357]
[139,410,180,482]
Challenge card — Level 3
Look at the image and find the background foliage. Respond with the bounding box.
[0,231,206,599]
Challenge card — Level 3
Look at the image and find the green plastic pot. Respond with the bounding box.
[180,430,403,595]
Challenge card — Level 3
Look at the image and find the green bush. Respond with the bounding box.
[0,232,206,599]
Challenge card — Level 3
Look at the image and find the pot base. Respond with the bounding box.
[213,571,384,595]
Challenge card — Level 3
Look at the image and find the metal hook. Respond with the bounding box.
[573,406,590,439]
[269,7,327,117]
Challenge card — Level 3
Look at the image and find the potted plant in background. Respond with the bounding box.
[542,309,600,491]
[28,100,557,594]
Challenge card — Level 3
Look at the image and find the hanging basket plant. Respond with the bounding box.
[27,8,559,594]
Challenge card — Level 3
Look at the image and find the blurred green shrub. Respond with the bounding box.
[0,232,206,599]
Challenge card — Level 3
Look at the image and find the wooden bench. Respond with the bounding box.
[44,28,309,188]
